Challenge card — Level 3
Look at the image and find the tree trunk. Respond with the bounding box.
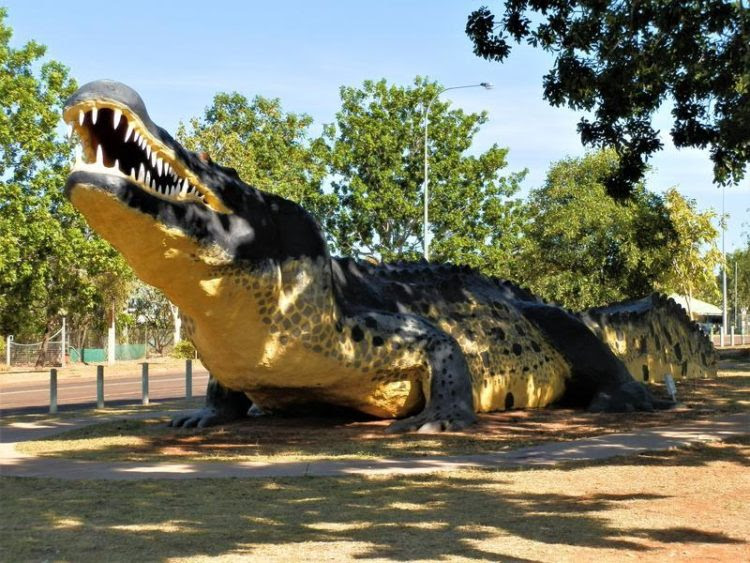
[35,320,52,368]
[169,302,181,346]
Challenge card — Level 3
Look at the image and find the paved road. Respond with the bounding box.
[0,367,208,411]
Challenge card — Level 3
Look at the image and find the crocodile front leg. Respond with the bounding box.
[386,328,477,433]
[169,375,253,428]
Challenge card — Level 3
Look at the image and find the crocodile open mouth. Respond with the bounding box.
[63,101,229,213]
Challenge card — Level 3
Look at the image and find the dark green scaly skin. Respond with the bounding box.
[62,80,717,433]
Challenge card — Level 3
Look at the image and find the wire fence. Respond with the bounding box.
[6,328,64,366]
[6,327,147,367]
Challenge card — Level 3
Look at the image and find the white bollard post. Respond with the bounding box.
[185,359,193,400]
[141,362,149,406]
[50,368,58,414]
[5,335,12,367]
[96,365,104,408]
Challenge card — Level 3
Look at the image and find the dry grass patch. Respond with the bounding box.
[14,359,750,464]
[0,398,203,426]
[2,437,748,562]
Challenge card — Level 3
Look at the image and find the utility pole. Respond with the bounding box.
[721,186,727,343]
[735,260,739,331]
[108,302,116,365]
[422,82,493,260]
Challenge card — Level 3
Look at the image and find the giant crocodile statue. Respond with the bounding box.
[62,80,717,432]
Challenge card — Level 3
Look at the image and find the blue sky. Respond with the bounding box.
[4,0,748,250]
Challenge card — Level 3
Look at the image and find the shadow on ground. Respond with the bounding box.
[2,460,747,561]
[2,363,748,560]
[15,369,750,463]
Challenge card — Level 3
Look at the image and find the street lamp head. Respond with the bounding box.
[480,82,494,90]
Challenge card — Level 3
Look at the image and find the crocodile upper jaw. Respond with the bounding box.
[63,79,229,213]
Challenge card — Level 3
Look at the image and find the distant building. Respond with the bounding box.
[668,294,722,333]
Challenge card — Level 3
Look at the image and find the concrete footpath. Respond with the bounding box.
[1,412,748,480]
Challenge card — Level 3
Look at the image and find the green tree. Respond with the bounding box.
[0,9,132,362]
[657,188,722,313]
[176,92,336,228]
[127,282,175,355]
[325,77,526,274]
[518,150,675,310]
[467,2,750,198]
[726,245,750,330]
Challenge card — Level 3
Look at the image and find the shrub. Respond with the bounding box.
[172,339,197,359]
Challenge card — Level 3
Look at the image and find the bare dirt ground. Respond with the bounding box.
[2,436,748,562]
[1,356,748,561]
[15,356,750,463]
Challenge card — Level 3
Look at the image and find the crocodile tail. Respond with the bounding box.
[579,293,717,383]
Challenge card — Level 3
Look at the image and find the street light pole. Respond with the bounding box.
[721,185,727,343]
[422,82,493,260]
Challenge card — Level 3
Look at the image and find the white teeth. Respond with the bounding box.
[137,163,145,183]
[113,109,122,129]
[145,170,151,185]
[130,168,136,180]
[151,151,158,168]
[146,145,152,160]
[66,123,73,139]
[78,110,85,126]
[95,144,103,165]
[134,130,141,144]
[181,178,189,192]
[157,158,163,176]
[91,107,98,125]
[124,123,134,142]
[114,158,120,171]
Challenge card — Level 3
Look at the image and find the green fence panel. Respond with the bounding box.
[116,344,145,360]
[69,345,145,363]
[82,348,106,363]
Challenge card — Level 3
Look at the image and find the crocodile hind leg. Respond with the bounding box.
[386,324,477,433]
[518,302,673,412]
[169,375,253,428]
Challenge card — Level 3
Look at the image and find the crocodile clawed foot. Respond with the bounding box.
[385,406,477,434]
[168,407,245,429]
[588,380,674,413]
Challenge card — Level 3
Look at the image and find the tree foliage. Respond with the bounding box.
[467,2,750,198]
[517,150,676,310]
[176,92,337,229]
[325,77,526,272]
[657,188,722,308]
[726,245,750,328]
[0,8,132,345]
[126,282,175,355]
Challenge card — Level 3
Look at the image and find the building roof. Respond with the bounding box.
[668,294,722,318]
